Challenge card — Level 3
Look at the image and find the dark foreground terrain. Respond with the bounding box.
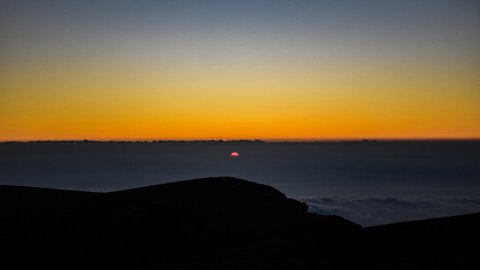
[1,177,479,269]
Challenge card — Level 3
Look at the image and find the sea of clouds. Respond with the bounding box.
[301,195,480,226]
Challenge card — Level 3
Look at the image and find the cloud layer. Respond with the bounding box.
[301,195,480,226]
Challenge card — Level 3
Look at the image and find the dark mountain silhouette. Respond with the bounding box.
[1,177,479,269]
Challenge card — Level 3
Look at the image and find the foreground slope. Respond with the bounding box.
[1,177,479,269]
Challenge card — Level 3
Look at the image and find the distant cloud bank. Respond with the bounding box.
[300,195,480,226]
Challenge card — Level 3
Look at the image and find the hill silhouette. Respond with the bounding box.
[1,177,479,269]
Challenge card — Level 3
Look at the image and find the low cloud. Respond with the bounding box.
[300,195,480,226]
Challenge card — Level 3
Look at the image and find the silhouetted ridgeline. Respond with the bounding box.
[1,177,479,269]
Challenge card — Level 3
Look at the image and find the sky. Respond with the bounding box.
[1,0,479,141]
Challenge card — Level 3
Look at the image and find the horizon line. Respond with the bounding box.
[2,138,480,143]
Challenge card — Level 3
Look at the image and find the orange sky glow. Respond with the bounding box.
[1,1,479,141]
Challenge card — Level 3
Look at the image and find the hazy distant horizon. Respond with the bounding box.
[2,138,480,143]
[2,140,480,225]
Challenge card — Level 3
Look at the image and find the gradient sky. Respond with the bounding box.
[1,0,479,141]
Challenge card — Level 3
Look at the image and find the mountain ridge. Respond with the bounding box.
[1,177,478,269]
